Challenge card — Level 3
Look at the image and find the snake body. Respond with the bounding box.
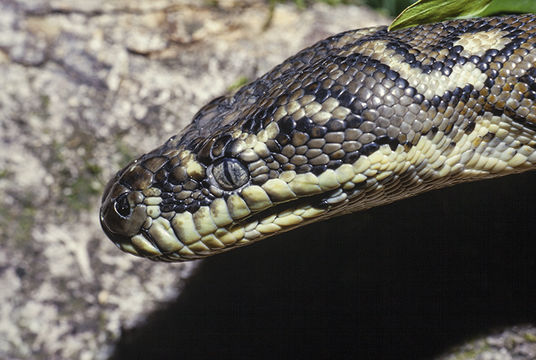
[100,14,536,262]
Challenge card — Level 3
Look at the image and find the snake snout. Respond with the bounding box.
[100,161,152,255]
[100,186,147,252]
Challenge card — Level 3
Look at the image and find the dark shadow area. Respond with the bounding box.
[111,172,536,360]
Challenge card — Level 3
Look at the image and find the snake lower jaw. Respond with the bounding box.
[120,188,340,262]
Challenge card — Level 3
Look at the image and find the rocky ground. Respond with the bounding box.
[0,1,535,359]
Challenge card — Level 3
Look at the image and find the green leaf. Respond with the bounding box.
[389,0,492,31]
[389,0,536,31]
[479,0,536,16]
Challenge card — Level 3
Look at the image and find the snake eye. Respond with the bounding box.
[212,158,249,190]
[115,193,132,218]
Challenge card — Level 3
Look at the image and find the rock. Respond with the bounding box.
[0,1,388,359]
[1,1,535,359]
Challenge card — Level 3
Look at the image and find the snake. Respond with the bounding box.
[100,14,536,262]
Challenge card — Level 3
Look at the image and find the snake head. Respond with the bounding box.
[100,14,536,262]
[99,115,350,262]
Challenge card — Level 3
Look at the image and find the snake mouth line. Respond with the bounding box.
[139,189,342,261]
[233,189,338,227]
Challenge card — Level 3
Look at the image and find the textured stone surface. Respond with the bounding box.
[1,1,535,359]
[0,1,387,359]
[439,326,536,360]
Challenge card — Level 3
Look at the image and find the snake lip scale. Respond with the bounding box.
[100,14,536,262]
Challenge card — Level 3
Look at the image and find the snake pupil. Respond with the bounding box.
[114,193,131,218]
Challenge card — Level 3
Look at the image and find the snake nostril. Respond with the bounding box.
[114,193,131,218]
[101,189,147,240]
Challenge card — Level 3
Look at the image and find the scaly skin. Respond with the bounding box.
[100,14,536,262]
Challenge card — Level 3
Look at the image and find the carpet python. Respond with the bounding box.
[100,14,536,262]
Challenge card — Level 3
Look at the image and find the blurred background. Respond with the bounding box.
[1,1,535,359]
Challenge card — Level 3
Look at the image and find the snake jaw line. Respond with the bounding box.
[101,14,536,261]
